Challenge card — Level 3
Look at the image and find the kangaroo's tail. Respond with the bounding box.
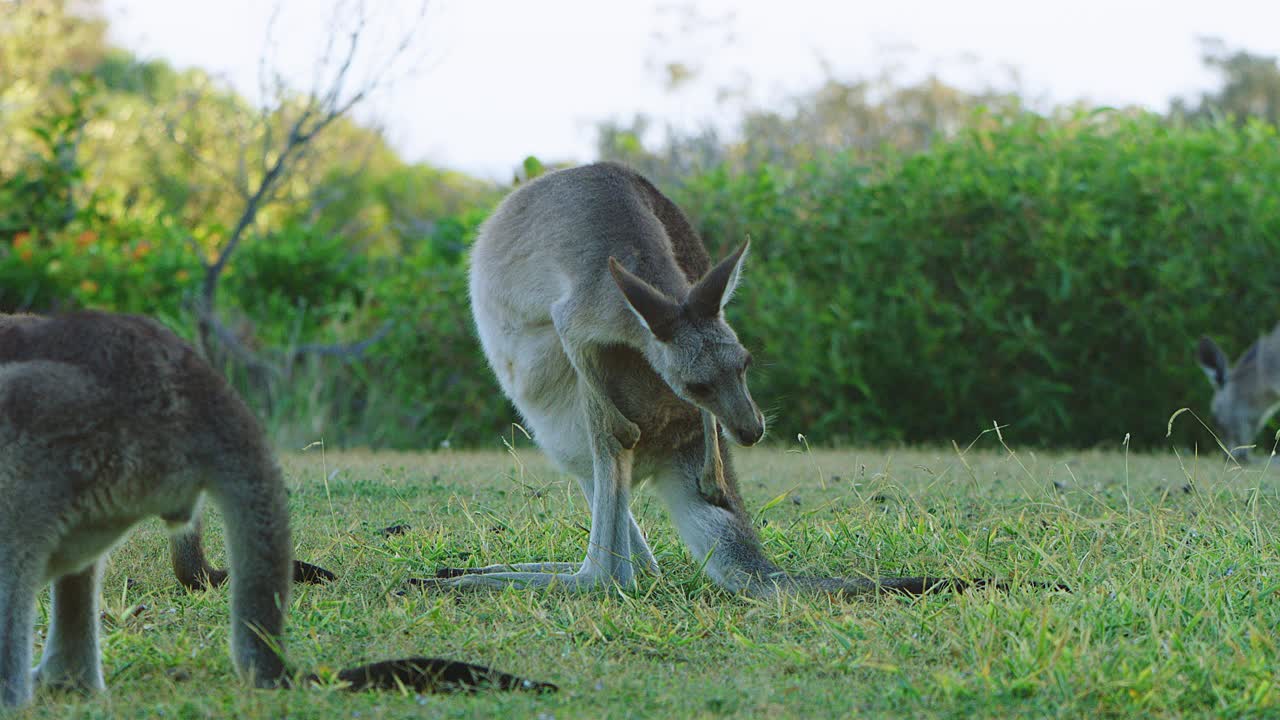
[753,574,1070,599]
[297,656,557,694]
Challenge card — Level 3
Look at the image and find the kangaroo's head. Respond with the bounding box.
[1196,335,1277,463]
[609,241,765,446]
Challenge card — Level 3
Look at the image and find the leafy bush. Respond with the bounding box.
[677,110,1280,449]
[5,106,1278,451]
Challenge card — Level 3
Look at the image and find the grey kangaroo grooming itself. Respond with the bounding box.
[0,311,553,708]
[431,162,1060,597]
[1197,323,1280,462]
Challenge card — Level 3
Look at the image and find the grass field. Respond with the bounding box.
[16,436,1280,719]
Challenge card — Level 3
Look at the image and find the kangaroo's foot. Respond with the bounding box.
[181,560,335,591]
[178,567,229,592]
[412,550,641,593]
[433,562,582,578]
[292,560,337,584]
[410,568,633,593]
[30,668,102,697]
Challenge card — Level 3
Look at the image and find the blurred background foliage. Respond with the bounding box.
[4,1,1279,451]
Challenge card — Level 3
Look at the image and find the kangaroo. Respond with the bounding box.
[432,162,1054,597]
[0,311,553,708]
[1196,324,1280,462]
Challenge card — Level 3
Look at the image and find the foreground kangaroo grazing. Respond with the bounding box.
[438,162,1053,596]
[1197,323,1280,462]
[0,311,553,708]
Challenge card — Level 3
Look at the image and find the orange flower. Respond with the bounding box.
[79,279,99,295]
[76,230,97,248]
[12,231,30,249]
[132,241,152,259]
[175,269,190,282]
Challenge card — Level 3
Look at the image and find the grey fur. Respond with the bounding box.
[0,311,290,707]
[1197,324,1280,462]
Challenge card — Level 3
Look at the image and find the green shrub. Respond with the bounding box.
[5,107,1278,452]
[677,110,1280,449]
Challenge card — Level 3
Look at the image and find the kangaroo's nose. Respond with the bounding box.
[736,418,765,446]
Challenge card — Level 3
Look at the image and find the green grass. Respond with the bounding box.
[17,438,1280,719]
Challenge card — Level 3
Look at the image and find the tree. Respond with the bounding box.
[597,70,1024,183]
[1171,37,1280,126]
[142,2,432,379]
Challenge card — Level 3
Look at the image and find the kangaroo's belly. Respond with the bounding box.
[44,467,204,581]
[477,318,591,474]
[45,517,142,580]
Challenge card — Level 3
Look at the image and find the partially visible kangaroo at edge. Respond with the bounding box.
[432,162,1063,597]
[1197,323,1280,462]
[0,311,554,708]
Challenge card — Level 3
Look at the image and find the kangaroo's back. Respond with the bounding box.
[623,168,711,283]
[0,312,277,521]
[1235,322,1280,391]
[0,311,269,455]
[471,163,698,314]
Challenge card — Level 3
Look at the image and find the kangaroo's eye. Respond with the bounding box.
[686,382,712,397]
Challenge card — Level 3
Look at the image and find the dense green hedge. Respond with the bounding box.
[5,110,1278,450]
[678,111,1280,449]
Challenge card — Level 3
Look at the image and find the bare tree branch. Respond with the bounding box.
[191,302,280,377]
[184,0,427,373]
[286,320,394,362]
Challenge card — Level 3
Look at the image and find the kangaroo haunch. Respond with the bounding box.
[0,311,553,708]
[420,161,1062,597]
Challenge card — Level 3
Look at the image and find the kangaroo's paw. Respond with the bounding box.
[606,410,641,449]
[292,560,337,584]
[584,393,640,449]
[31,665,104,695]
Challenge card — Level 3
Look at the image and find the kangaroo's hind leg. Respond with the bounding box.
[426,423,638,592]
[33,561,105,694]
[170,514,228,591]
[170,495,335,592]
[0,552,43,707]
[433,476,658,579]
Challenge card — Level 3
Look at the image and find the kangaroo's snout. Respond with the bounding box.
[728,413,765,447]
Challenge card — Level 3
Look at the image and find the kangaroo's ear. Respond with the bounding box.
[687,239,749,319]
[1197,336,1229,389]
[609,258,680,341]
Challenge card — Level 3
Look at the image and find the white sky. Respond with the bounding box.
[103,0,1280,180]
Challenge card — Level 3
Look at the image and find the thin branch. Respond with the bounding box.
[287,320,394,362]
[191,302,280,376]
